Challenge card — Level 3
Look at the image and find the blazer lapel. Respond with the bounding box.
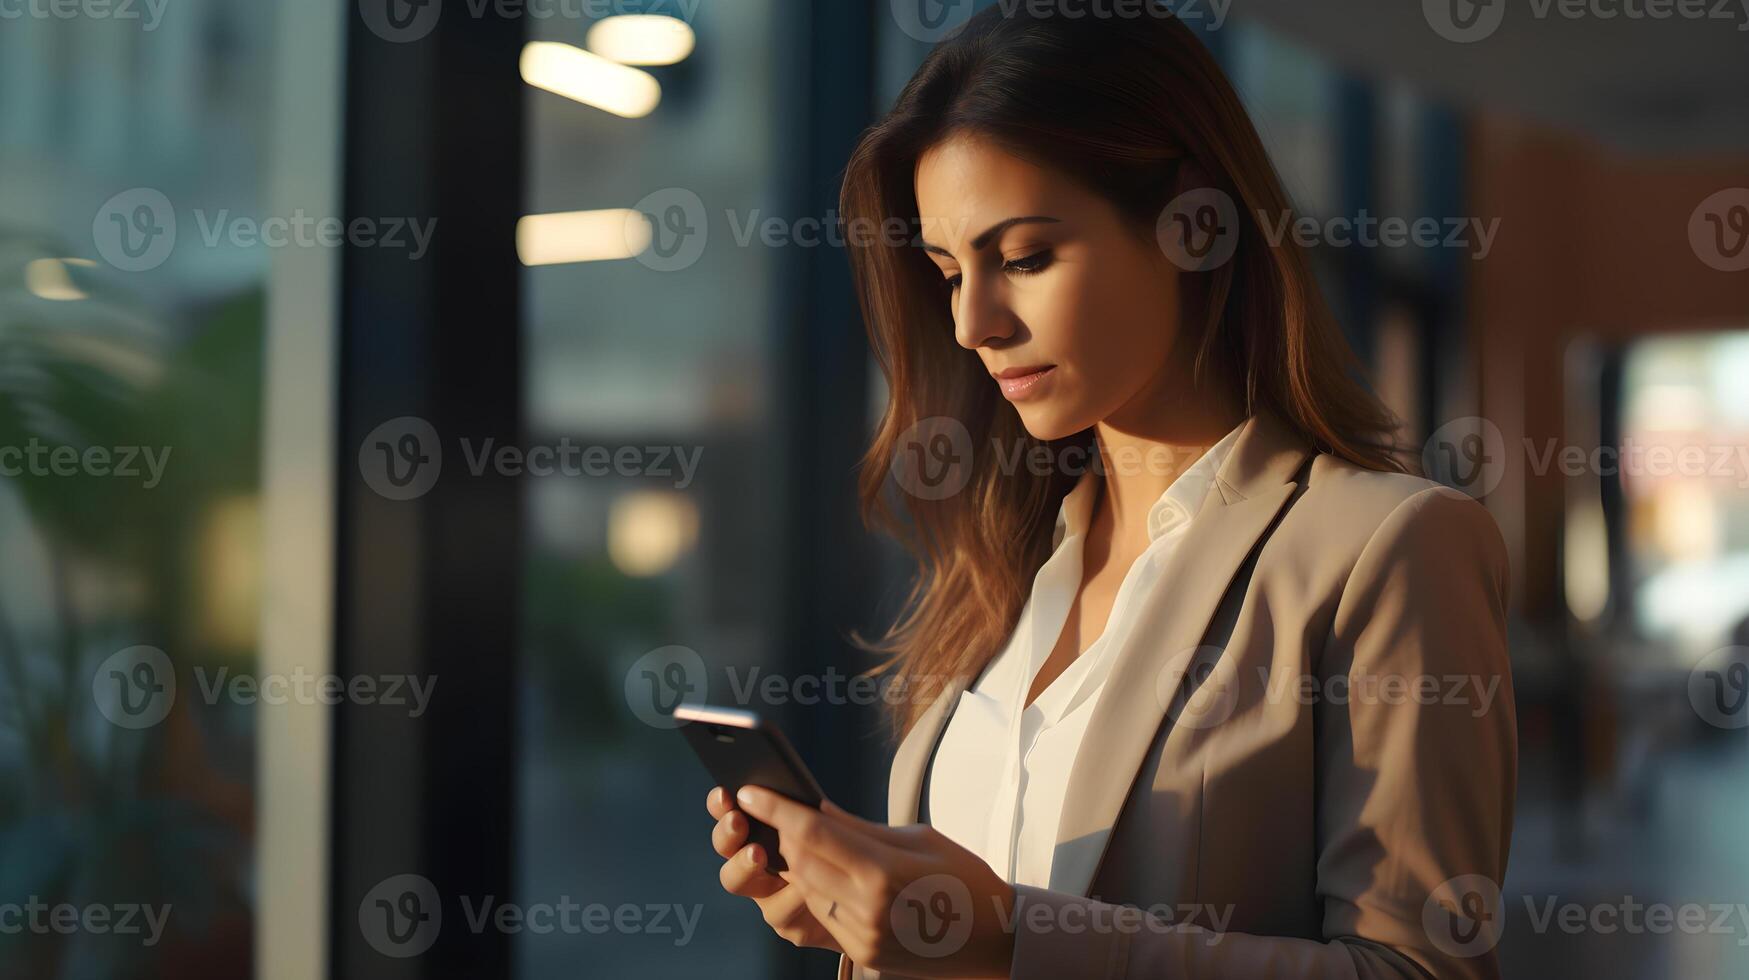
[1047,411,1311,897]
[887,672,968,825]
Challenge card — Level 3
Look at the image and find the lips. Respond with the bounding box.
[993,365,1055,401]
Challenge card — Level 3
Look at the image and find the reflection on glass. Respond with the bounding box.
[0,8,274,977]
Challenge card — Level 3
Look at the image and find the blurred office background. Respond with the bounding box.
[0,1,1745,977]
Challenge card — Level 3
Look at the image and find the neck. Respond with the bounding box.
[1091,386,1247,547]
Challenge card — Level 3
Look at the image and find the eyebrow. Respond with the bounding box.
[918,215,1061,258]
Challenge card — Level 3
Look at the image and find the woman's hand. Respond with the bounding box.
[706,786,842,954]
[735,785,1017,980]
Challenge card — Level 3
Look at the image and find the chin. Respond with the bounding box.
[1011,403,1087,443]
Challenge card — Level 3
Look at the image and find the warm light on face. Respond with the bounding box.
[586,15,696,66]
[913,134,1186,442]
[519,41,661,118]
[516,209,652,266]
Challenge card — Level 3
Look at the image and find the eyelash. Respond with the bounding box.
[943,249,1053,292]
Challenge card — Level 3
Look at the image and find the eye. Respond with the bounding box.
[1003,249,1053,276]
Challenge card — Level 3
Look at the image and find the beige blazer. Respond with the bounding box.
[839,410,1516,979]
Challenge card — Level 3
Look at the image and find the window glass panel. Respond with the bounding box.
[517,5,788,977]
[0,4,292,976]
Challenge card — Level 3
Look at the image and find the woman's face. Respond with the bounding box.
[915,133,1188,442]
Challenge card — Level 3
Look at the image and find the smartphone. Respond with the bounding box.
[675,703,825,873]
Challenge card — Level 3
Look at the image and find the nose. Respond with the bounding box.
[952,270,1015,351]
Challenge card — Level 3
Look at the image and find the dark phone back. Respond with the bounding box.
[677,707,824,873]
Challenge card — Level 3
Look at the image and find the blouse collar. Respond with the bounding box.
[1052,419,1248,549]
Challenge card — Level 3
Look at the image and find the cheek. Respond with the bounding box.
[1028,256,1179,392]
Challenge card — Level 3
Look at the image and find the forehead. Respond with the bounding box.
[914,134,1067,238]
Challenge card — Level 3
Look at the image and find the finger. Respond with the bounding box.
[706,786,734,821]
[737,787,908,873]
[763,880,817,929]
[820,798,927,851]
[711,810,750,859]
[741,787,895,864]
[736,790,883,919]
[719,843,786,899]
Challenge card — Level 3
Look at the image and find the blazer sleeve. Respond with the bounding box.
[996,486,1517,980]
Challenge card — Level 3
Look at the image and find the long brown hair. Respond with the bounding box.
[841,4,1406,740]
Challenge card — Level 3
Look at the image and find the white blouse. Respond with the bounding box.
[925,422,1245,889]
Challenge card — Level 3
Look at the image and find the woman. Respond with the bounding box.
[705,6,1515,978]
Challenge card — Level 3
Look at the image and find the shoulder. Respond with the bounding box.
[1275,452,1509,597]
[1300,452,1501,544]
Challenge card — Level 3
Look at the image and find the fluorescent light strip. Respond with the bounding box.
[516,208,652,266]
[586,14,696,66]
[519,41,660,118]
